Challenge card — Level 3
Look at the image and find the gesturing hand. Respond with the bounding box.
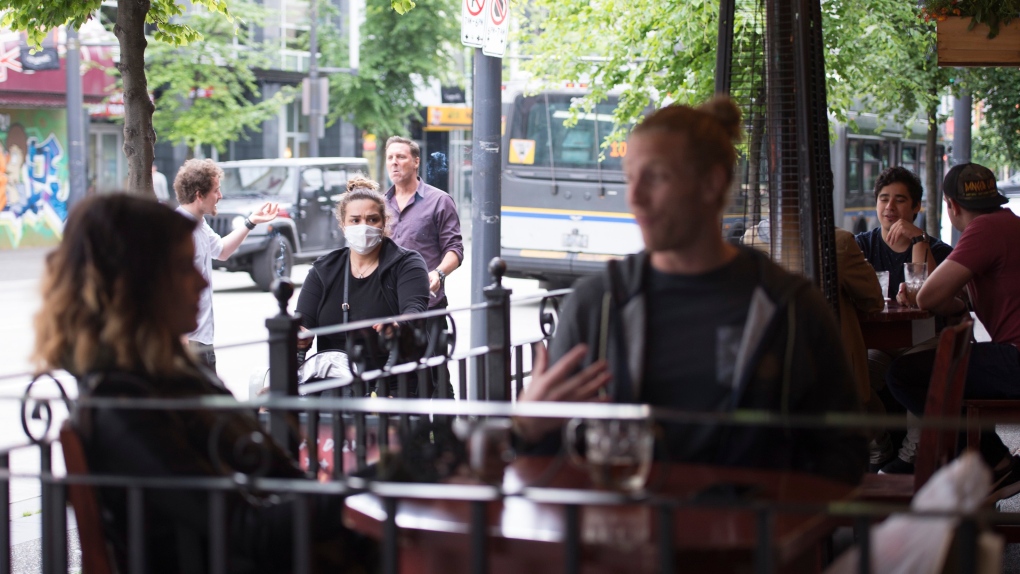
[886,218,923,247]
[513,343,610,443]
[249,202,280,225]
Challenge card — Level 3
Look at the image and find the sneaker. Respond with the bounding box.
[868,435,896,473]
[878,456,914,475]
[989,455,1020,501]
[869,456,894,474]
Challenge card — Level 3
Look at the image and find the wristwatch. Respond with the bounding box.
[910,232,929,246]
[244,217,256,230]
[434,268,447,284]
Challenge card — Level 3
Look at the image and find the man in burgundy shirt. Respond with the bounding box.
[384,136,464,397]
[889,162,1020,498]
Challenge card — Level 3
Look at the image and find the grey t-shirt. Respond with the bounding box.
[641,250,757,462]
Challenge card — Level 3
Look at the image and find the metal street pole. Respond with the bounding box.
[308,0,320,158]
[65,27,87,208]
[469,48,502,400]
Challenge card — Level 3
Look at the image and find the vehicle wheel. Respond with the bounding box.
[251,234,293,292]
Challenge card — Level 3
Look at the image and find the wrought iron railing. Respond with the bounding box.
[0,259,1014,574]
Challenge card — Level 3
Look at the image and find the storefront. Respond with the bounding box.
[0,27,116,249]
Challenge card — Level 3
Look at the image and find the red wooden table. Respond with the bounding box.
[343,456,857,573]
[860,303,935,352]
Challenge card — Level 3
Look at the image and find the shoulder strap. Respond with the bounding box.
[343,256,351,324]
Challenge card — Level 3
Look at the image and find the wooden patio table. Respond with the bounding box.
[344,455,858,573]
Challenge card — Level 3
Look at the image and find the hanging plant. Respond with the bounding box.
[919,0,1020,38]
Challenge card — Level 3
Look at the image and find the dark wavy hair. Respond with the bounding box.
[33,194,198,377]
[874,166,923,210]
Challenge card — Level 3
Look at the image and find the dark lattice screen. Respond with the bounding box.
[720,0,839,315]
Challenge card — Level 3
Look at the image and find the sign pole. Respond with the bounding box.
[468,48,502,400]
[65,26,86,209]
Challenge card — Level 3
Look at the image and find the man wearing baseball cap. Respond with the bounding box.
[887,162,1020,498]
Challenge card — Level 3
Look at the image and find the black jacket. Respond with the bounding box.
[543,247,867,485]
[296,238,429,370]
[76,371,371,573]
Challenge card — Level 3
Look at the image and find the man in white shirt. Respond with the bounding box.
[174,158,279,372]
[152,163,170,203]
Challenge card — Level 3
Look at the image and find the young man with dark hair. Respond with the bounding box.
[889,163,1020,497]
[855,166,953,299]
[174,158,279,372]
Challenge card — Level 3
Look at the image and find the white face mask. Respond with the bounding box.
[344,224,383,254]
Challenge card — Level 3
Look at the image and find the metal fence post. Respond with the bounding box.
[482,258,512,401]
[266,278,301,458]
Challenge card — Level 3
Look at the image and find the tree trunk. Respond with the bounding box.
[116,0,155,197]
[925,104,940,238]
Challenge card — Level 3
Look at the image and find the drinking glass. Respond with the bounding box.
[903,262,928,298]
[565,418,654,492]
[876,270,890,303]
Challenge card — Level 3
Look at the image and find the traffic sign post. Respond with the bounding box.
[461,0,485,47]
[482,0,509,57]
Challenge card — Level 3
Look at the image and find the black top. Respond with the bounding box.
[296,238,430,372]
[78,370,366,573]
[854,227,953,299]
[642,251,757,461]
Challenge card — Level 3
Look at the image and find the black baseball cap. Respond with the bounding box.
[943,162,1008,210]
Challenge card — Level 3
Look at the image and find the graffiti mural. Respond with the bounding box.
[0,108,67,249]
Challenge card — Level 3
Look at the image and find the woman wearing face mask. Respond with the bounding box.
[295,176,430,394]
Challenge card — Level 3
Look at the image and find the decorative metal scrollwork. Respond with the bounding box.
[207,415,281,506]
[21,373,73,445]
[539,294,561,338]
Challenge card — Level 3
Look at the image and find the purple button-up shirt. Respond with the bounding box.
[386,178,464,308]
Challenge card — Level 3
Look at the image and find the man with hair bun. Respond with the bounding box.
[514,96,867,485]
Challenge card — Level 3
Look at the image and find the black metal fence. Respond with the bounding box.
[0,261,1014,574]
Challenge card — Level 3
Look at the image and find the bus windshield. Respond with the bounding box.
[519,95,626,172]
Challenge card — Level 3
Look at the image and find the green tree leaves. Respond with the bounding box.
[323,0,460,138]
[143,0,296,152]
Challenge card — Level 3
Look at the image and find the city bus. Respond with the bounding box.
[499,90,945,286]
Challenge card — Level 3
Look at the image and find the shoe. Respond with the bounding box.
[877,457,914,475]
[869,456,894,474]
[989,455,1020,501]
[868,435,896,473]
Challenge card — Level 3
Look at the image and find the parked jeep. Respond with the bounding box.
[208,157,369,291]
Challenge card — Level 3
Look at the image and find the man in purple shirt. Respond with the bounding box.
[384,136,464,397]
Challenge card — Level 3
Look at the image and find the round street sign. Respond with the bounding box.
[490,0,508,26]
[466,0,484,17]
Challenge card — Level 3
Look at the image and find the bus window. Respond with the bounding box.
[901,144,918,173]
[848,140,861,193]
[521,96,625,171]
[862,141,886,196]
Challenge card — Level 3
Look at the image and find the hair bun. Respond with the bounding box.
[346,175,379,193]
[699,96,743,142]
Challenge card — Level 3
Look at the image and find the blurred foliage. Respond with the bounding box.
[143,0,296,152]
[322,0,460,139]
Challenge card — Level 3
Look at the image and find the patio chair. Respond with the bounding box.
[60,420,114,574]
[860,320,973,500]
